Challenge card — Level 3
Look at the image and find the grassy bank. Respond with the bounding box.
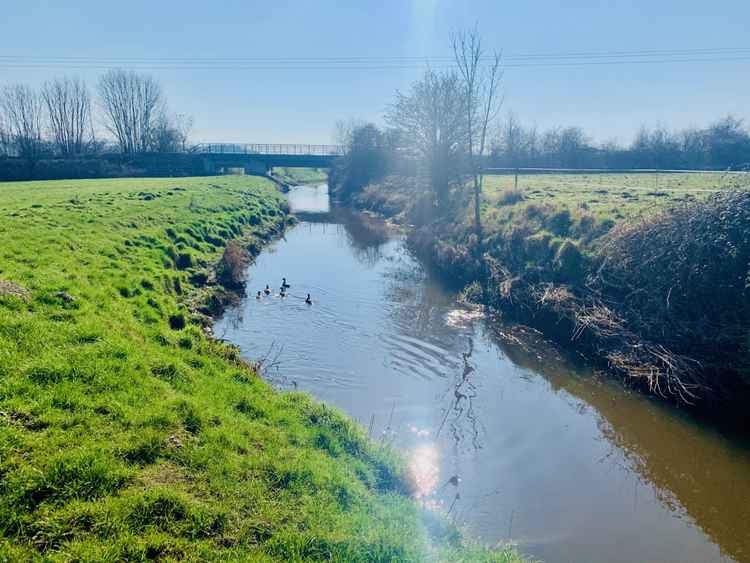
[0,176,521,561]
[349,172,750,414]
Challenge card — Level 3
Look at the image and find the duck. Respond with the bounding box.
[256,290,262,299]
[264,285,271,295]
[305,293,312,305]
[281,277,291,289]
[279,288,287,298]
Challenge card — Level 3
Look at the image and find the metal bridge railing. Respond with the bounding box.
[193,143,344,156]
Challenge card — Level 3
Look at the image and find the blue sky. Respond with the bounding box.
[2,0,749,144]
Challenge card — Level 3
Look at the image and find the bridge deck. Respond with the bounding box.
[193,143,344,157]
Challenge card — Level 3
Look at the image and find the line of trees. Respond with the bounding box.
[492,113,750,170]
[0,70,193,163]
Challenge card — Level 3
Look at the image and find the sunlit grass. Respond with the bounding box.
[0,176,523,561]
[483,171,748,220]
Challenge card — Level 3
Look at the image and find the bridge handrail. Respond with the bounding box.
[193,143,344,156]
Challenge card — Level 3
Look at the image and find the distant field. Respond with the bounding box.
[483,172,750,219]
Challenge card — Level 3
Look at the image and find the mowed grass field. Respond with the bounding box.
[0,176,520,562]
[483,171,749,220]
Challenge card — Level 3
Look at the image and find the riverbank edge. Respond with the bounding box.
[340,179,750,424]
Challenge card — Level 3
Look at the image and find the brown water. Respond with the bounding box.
[216,184,750,563]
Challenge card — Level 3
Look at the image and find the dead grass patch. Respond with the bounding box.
[0,279,30,300]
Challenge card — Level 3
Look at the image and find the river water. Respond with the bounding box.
[215,184,750,563]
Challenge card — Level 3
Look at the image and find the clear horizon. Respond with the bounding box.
[2,0,749,145]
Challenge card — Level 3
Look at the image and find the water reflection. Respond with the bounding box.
[437,337,483,452]
[215,184,750,563]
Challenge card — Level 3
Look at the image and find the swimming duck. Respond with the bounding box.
[279,288,287,298]
[264,285,271,295]
[256,291,262,299]
[281,277,291,289]
[305,293,312,305]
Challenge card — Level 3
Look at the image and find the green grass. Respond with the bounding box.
[477,172,750,261]
[272,167,328,185]
[483,172,749,220]
[0,176,522,561]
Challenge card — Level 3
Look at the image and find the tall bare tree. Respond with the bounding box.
[174,113,194,152]
[98,70,162,154]
[0,113,10,156]
[498,112,524,165]
[42,77,93,156]
[386,68,466,210]
[0,84,45,162]
[452,27,503,238]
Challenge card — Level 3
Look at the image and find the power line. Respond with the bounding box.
[0,57,748,71]
[0,47,748,71]
[1,46,750,63]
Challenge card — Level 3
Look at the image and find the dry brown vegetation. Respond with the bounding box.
[0,280,30,300]
[216,240,251,289]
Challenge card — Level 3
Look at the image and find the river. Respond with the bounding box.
[215,183,750,563]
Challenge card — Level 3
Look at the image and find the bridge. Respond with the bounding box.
[192,143,343,174]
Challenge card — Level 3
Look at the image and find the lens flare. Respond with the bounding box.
[409,443,440,501]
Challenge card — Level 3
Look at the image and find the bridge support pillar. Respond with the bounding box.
[202,158,217,175]
[243,160,269,176]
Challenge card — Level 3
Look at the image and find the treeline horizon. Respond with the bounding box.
[0,71,193,163]
[491,113,750,171]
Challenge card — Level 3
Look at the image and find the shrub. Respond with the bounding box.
[216,241,250,289]
[496,188,524,206]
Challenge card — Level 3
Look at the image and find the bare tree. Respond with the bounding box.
[148,111,194,153]
[0,112,10,156]
[98,70,162,154]
[333,118,366,148]
[174,113,194,152]
[498,112,523,165]
[452,27,503,238]
[386,68,465,210]
[0,84,45,162]
[42,77,93,156]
